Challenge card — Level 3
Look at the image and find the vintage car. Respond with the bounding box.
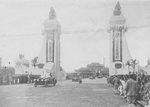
[34,76,57,87]
[97,75,103,78]
[72,77,82,83]
[89,76,95,79]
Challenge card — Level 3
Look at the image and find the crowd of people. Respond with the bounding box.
[107,73,150,106]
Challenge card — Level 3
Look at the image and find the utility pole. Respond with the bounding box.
[103,57,105,67]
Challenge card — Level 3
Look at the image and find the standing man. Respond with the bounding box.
[113,76,121,94]
[125,74,139,106]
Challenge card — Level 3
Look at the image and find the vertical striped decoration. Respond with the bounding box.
[112,28,122,62]
[46,38,54,63]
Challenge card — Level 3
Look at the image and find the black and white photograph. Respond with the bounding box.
[0,0,150,107]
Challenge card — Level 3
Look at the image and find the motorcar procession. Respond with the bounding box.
[33,73,57,87]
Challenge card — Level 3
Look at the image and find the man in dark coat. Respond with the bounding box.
[125,74,139,104]
[113,76,121,94]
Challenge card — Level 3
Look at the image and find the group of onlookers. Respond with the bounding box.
[107,74,150,106]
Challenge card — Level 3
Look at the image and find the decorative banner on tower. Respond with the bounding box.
[112,30,122,62]
[46,39,54,63]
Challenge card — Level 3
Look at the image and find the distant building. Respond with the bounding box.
[15,54,30,75]
[0,58,15,85]
[0,67,15,85]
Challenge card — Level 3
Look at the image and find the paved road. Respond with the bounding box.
[0,78,129,107]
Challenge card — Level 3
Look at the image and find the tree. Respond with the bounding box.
[126,60,131,73]
[100,67,109,76]
[126,59,139,74]
[31,57,45,69]
[87,62,103,74]
[131,59,139,73]
[75,67,93,78]
[75,62,109,78]
[31,57,38,68]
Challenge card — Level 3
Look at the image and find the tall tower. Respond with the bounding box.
[108,2,131,75]
[38,7,61,80]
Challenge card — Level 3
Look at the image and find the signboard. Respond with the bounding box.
[115,63,122,69]
[112,29,122,62]
[46,39,54,62]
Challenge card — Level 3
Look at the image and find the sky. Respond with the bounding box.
[0,0,150,72]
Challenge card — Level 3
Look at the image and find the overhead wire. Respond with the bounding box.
[0,24,150,38]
